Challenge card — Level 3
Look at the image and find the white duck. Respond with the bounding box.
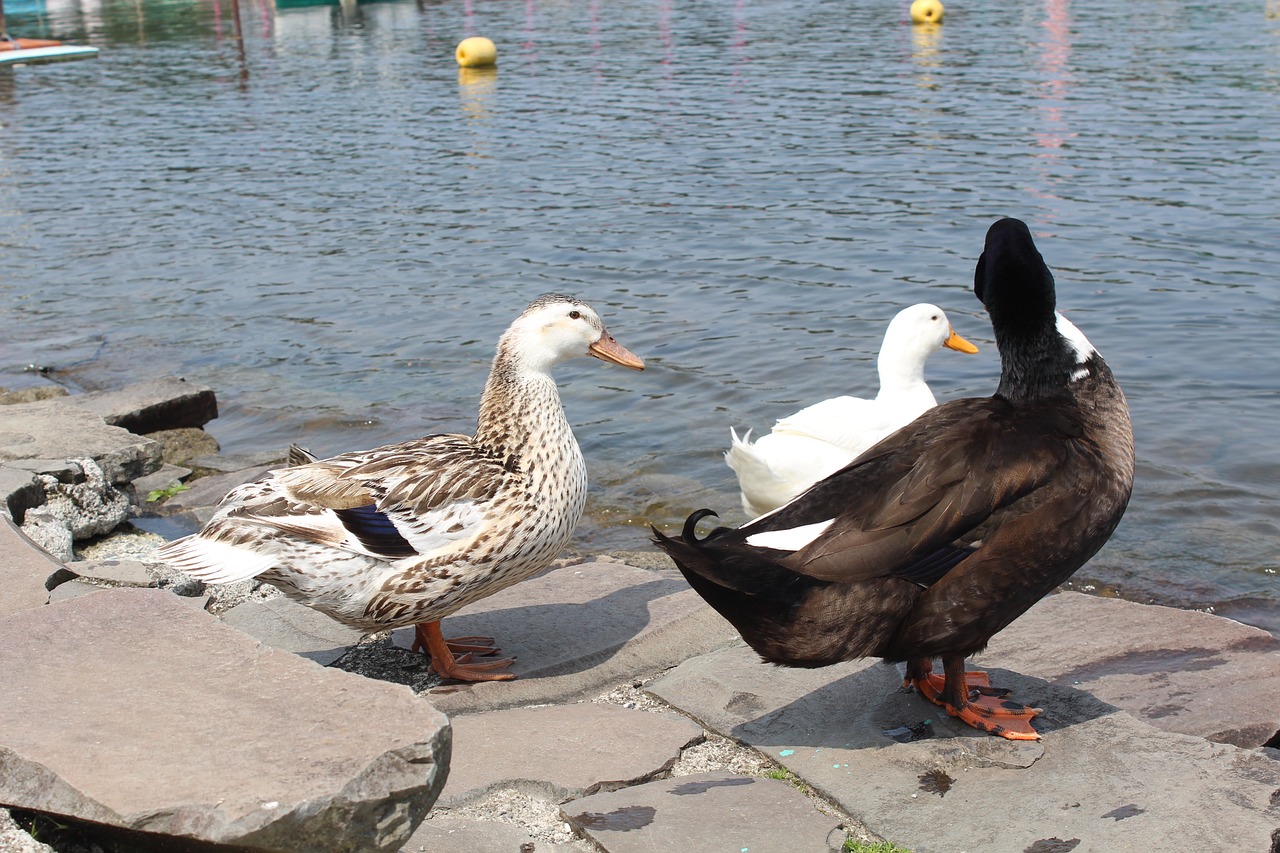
[726,303,977,518]
[159,294,644,682]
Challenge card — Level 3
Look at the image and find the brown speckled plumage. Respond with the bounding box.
[160,295,643,637]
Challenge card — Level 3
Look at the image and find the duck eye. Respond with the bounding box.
[569,310,581,320]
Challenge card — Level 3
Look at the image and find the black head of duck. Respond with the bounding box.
[653,218,1135,740]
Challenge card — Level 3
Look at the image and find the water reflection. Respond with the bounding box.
[458,64,496,123]
[1028,0,1075,214]
[910,21,943,90]
[1,0,1278,624]
[728,0,747,91]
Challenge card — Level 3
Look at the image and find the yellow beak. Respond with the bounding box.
[943,328,979,354]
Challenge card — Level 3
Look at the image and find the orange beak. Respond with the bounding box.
[588,333,645,370]
[943,328,979,354]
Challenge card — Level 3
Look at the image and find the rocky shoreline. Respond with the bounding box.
[3,378,1279,852]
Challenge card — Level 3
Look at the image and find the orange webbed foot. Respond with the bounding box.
[414,622,517,682]
[908,658,1042,741]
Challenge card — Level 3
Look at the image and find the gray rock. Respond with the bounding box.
[71,377,218,434]
[0,808,54,853]
[648,642,1280,853]
[144,428,219,467]
[0,399,161,484]
[28,458,130,540]
[398,561,740,716]
[564,771,846,853]
[0,516,62,617]
[221,594,367,665]
[0,588,451,853]
[17,507,74,562]
[987,591,1280,747]
[438,704,702,809]
[0,385,68,405]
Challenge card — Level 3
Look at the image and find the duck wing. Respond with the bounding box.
[168,434,514,586]
[749,396,1079,587]
[267,434,512,561]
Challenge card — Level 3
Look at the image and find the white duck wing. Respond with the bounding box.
[277,434,510,560]
[161,435,509,584]
[771,394,929,455]
[727,428,855,517]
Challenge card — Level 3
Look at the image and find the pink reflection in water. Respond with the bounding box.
[1034,0,1075,153]
[1028,0,1077,216]
[729,0,750,91]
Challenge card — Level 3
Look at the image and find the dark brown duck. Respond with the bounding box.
[653,218,1135,740]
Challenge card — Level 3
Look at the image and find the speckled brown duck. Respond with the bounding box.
[161,294,644,682]
[654,218,1135,740]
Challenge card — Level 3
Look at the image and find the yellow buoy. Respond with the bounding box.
[456,37,498,68]
[909,0,944,24]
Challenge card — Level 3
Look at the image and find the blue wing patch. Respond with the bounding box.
[334,505,418,559]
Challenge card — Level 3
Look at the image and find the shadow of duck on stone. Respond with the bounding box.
[330,573,688,693]
[727,658,1123,763]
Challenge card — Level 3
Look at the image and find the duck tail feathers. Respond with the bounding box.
[682,508,722,543]
[651,509,726,582]
[654,509,813,601]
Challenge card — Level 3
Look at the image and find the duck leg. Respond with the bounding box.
[439,635,503,655]
[413,621,516,682]
[906,655,1042,741]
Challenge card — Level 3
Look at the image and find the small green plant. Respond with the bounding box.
[146,481,190,503]
[844,840,913,853]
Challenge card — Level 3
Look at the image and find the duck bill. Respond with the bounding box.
[943,328,979,354]
[589,334,646,370]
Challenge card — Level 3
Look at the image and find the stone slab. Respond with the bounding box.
[0,515,61,617]
[400,815,579,853]
[987,591,1280,747]
[71,377,218,434]
[0,399,161,484]
[400,561,739,715]
[649,642,1280,853]
[46,579,110,603]
[563,771,846,853]
[221,594,367,665]
[63,558,157,587]
[145,465,273,516]
[0,588,450,853]
[438,703,702,808]
[188,451,288,473]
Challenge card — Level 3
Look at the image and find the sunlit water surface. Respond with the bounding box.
[2,0,1278,629]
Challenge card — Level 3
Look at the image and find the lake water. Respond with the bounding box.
[2,0,1278,630]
